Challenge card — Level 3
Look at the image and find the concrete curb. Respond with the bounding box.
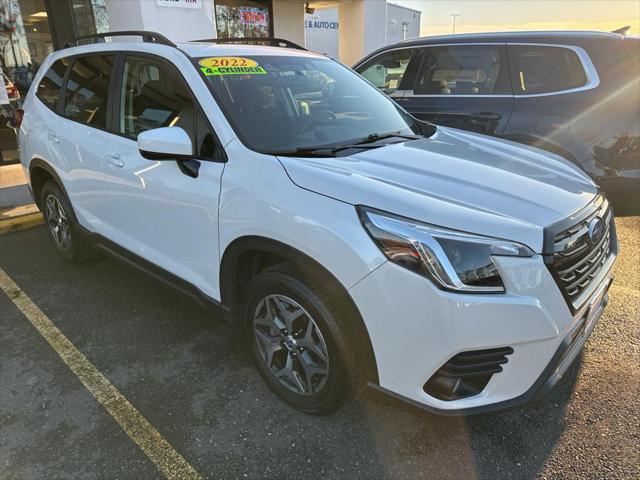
[0,211,44,235]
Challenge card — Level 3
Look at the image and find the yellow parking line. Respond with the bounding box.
[0,267,202,480]
[0,212,44,235]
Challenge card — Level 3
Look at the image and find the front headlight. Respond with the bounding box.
[358,207,535,293]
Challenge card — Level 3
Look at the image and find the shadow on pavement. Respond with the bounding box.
[0,226,598,480]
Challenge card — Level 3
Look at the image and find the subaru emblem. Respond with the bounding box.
[587,217,604,245]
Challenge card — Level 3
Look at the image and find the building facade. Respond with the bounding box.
[0,0,423,162]
[305,2,421,59]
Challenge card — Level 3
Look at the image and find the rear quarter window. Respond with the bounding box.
[35,58,70,111]
[509,45,589,95]
[63,55,115,129]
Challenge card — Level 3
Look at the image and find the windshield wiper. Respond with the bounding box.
[324,132,423,153]
[357,132,423,144]
[272,132,423,158]
[273,145,383,157]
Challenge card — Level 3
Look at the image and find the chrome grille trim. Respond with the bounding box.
[544,195,617,312]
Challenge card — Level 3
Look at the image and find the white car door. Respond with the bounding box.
[55,54,116,234]
[101,54,225,299]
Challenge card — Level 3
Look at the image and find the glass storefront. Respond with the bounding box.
[0,0,108,163]
[215,0,273,38]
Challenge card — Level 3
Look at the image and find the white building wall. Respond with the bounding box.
[308,1,421,64]
[105,0,217,42]
[103,0,413,64]
[105,0,306,45]
[304,8,339,57]
[386,3,421,44]
[272,0,305,46]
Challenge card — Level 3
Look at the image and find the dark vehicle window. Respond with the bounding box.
[35,59,69,111]
[413,45,509,95]
[509,45,588,94]
[119,56,195,140]
[63,55,115,128]
[358,49,415,94]
[197,55,419,153]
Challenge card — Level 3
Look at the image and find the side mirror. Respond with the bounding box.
[137,127,192,160]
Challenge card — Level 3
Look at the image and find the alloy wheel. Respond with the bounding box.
[45,194,71,251]
[253,294,330,395]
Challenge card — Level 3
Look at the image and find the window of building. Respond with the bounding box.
[215,0,273,38]
[413,45,509,95]
[358,49,415,94]
[63,55,114,128]
[509,45,588,95]
[35,58,69,111]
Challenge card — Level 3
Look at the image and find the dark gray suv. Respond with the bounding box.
[354,31,640,214]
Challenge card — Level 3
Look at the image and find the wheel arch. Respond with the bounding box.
[28,158,70,210]
[220,235,379,384]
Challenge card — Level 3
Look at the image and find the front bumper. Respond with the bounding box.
[349,252,616,415]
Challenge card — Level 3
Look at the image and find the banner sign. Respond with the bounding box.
[305,20,339,30]
[156,0,201,9]
[239,7,268,26]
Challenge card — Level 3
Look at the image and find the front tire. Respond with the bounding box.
[40,181,94,262]
[244,262,360,414]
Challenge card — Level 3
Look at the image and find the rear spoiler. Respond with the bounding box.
[612,26,631,36]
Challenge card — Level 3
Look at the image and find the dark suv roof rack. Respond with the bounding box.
[193,37,307,51]
[64,31,176,49]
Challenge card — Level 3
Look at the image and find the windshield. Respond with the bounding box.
[195,55,423,154]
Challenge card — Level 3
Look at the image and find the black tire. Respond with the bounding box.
[243,262,361,414]
[40,181,94,262]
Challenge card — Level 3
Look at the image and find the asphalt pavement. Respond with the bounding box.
[1,218,638,480]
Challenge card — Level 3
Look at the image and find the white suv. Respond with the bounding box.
[19,32,617,415]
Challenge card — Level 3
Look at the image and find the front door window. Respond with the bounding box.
[357,49,416,95]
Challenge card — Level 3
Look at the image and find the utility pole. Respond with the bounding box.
[449,14,459,34]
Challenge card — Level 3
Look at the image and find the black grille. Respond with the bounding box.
[424,347,513,400]
[547,196,614,311]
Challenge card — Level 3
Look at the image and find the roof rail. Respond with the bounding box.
[64,31,176,49]
[193,37,307,51]
[611,26,631,36]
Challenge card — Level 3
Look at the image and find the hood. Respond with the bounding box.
[278,127,598,252]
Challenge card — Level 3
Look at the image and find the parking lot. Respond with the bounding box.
[1,217,638,480]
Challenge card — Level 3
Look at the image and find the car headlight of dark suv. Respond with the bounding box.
[358,207,535,293]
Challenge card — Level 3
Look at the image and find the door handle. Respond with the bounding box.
[106,153,124,168]
[470,112,502,121]
[47,132,60,143]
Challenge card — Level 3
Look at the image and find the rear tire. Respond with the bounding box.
[40,181,94,262]
[243,262,361,414]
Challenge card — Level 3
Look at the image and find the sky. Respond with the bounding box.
[393,0,640,37]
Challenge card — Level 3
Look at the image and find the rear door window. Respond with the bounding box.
[35,59,70,111]
[413,45,510,95]
[63,55,115,129]
[508,45,589,95]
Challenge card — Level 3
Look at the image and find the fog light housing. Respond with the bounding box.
[424,347,514,401]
